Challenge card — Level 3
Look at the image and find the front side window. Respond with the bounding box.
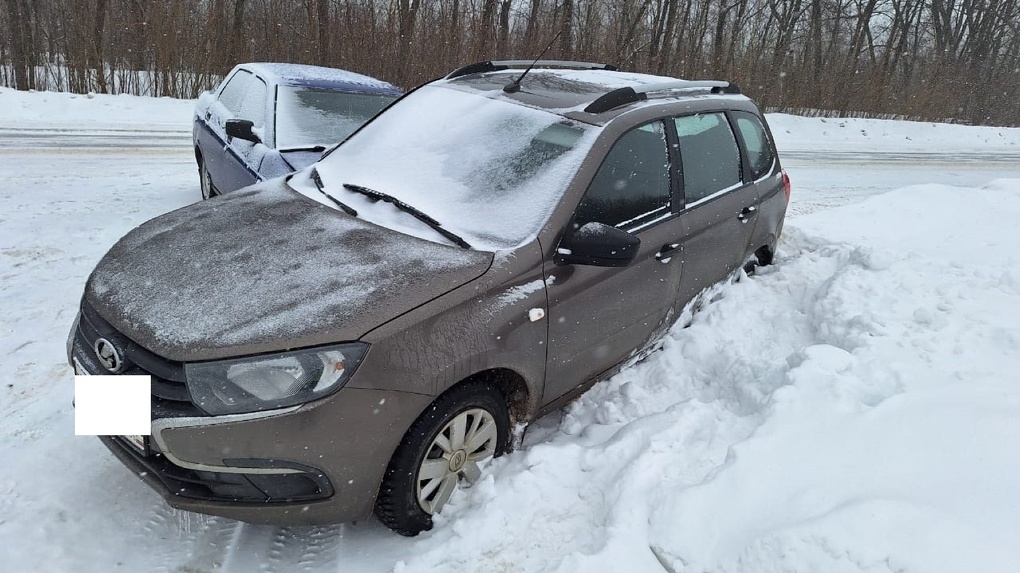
[675,112,741,205]
[217,69,252,113]
[733,111,775,180]
[572,121,671,232]
[236,77,268,128]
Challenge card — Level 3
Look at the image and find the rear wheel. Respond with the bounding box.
[743,245,774,274]
[375,382,510,536]
[199,156,217,200]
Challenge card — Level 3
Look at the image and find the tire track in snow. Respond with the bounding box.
[218,524,346,573]
[133,504,236,573]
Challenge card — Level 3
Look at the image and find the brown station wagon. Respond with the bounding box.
[68,60,789,536]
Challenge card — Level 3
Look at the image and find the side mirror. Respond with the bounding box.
[225,119,261,143]
[555,222,641,267]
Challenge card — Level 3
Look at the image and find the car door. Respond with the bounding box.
[674,111,761,307]
[221,73,269,192]
[543,120,685,404]
[197,68,266,194]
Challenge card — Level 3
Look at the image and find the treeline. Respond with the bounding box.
[2,0,1019,125]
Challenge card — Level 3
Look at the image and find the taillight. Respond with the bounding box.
[782,170,791,202]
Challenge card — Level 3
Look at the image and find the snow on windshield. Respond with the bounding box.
[274,87,395,149]
[309,85,598,250]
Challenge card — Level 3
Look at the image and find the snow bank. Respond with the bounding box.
[395,180,1020,573]
[769,113,1020,153]
[0,86,193,130]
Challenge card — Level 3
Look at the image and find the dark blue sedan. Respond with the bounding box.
[193,62,402,199]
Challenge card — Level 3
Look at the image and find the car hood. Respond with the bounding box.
[85,179,493,362]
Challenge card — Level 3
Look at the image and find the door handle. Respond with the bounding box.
[737,205,757,223]
[655,243,681,263]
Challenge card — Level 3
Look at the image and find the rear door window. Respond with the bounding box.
[732,111,775,180]
[674,113,742,205]
[572,121,672,232]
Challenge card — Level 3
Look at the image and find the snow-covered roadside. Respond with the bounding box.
[0,87,193,130]
[768,112,1020,153]
[1,90,1020,573]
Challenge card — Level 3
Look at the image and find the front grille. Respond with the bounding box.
[74,302,208,418]
[101,436,333,503]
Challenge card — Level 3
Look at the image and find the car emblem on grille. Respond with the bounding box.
[93,338,123,373]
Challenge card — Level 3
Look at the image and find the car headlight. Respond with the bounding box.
[184,343,368,415]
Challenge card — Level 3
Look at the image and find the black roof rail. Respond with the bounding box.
[445,60,617,80]
[584,80,741,114]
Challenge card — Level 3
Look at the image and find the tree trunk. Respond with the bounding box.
[497,0,512,54]
[560,0,573,58]
[524,0,542,50]
[478,0,496,58]
[231,0,248,64]
[128,0,148,71]
[92,0,108,92]
[317,0,330,63]
[3,0,34,90]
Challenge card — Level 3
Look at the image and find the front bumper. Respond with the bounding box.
[100,434,333,504]
[100,386,432,525]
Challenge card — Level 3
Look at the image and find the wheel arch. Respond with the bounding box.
[440,367,534,428]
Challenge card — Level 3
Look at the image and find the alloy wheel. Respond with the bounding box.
[415,407,498,514]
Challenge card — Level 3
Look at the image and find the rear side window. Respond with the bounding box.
[572,121,671,232]
[675,113,741,205]
[733,111,775,180]
[217,69,252,113]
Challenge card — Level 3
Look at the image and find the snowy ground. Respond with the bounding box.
[1,87,1019,573]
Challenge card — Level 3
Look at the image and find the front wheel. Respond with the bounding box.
[198,156,217,200]
[375,382,511,536]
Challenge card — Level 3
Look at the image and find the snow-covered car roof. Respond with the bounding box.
[242,62,402,95]
[438,66,750,121]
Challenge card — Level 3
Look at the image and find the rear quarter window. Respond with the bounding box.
[732,111,775,180]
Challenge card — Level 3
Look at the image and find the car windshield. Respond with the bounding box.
[275,86,396,149]
[310,85,597,250]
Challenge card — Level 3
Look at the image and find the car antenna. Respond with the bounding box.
[503,30,563,94]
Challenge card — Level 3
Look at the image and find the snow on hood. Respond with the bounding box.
[84,180,492,362]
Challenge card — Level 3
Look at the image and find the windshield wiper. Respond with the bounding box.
[283,145,327,153]
[342,183,472,249]
[310,168,358,217]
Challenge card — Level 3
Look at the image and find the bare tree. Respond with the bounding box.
[3,0,36,90]
[2,0,1018,124]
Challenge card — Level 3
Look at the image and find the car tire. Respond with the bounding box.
[199,156,217,200]
[375,381,511,536]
